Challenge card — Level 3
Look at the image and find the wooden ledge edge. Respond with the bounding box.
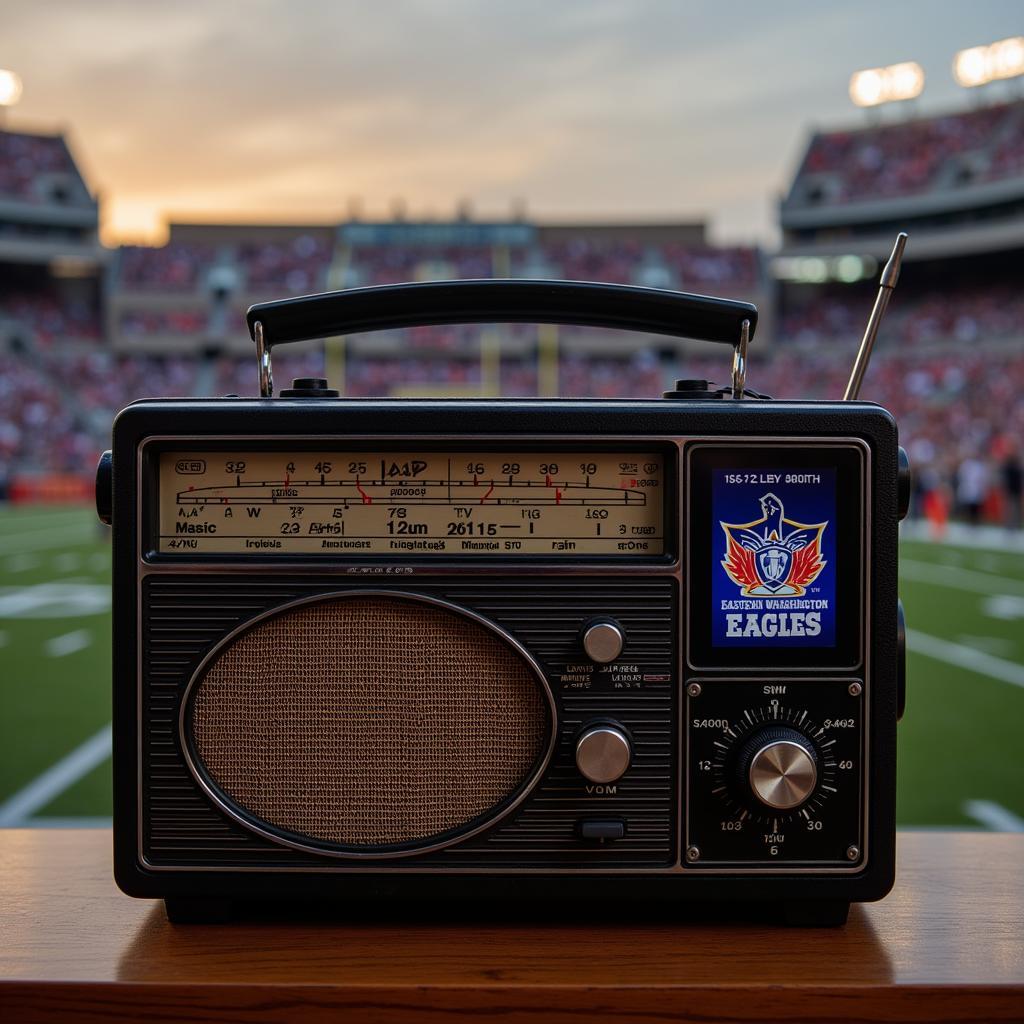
[3,981,1024,1024]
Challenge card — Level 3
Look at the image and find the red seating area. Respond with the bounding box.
[113,239,760,299]
[794,100,1024,202]
[2,340,1021,525]
[118,244,216,291]
[117,310,208,337]
[236,234,333,292]
[780,282,1024,348]
[0,288,101,345]
[0,130,78,203]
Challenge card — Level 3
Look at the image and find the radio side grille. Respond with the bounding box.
[142,576,676,869]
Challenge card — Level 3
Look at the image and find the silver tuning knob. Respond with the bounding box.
[739,727,818,811]
[575,724,631,784]
[581,620,625,663]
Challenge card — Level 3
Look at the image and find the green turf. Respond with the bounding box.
[0,506,1022,827]
[0,508,112,815]
[897,539,1024,826]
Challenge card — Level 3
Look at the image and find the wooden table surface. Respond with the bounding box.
[1,830,1022,1023]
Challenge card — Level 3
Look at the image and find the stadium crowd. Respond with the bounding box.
[1,332,1022,527]
[0,130,78,203]
[114,237,759,301]
[781,281,1024,348]
[118,243,215,291]
[236,235,332,293]
[0,287,102,345]
[795,99,1024,201]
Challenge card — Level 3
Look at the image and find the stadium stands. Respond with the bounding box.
[0,286,102,345]
[2,103,1023,524]
[235,234,332,292]
[789,99,1024,205]
[117,244,216,292]
[0,129,82,204]
[2,337,1022,525]
[780,280,1024,348]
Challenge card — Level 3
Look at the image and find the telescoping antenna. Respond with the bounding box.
[843,231,908,400]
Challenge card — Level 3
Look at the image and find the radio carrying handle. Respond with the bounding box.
[246,279,758,398]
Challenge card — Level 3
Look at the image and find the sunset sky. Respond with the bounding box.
[5,0,1021,245]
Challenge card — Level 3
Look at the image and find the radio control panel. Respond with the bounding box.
[685,679,864,867]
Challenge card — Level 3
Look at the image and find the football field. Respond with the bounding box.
[0,504,1022,829]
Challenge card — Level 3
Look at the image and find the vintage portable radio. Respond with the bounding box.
[98,242,909,925]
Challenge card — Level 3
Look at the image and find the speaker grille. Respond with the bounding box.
[187,594,549,850]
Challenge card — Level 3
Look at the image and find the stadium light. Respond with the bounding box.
[771,255,878,284]
[849,62,924,107]
[953,37,1024,87]
[0,68,23,107]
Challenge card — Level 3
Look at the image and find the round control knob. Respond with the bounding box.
[575,724,631,784]
[735,726,817,810]
[581,620,625,663]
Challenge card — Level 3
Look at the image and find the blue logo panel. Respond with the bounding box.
[711,468,837,647]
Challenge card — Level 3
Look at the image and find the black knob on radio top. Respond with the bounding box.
[733,726,819,811]
[279,377,340,397]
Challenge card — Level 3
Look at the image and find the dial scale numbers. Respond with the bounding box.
[157,449,665,556]
[686,679,863,866]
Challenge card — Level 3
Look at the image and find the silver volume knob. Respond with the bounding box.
[581,620,625,663]
[576,724,631,784]
[747,735,818,811]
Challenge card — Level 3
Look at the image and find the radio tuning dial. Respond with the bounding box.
[581,620,625,663]
[735,727,818,811]
[575,724,631,784]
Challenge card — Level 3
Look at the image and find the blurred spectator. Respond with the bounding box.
[1002,448,1023,530]
[955,456,990,525]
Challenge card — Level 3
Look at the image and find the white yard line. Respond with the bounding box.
[900,559,1024,597]
[0,723,112,826]
[963,800,1024,832]
[44,629,92,657]
[901,521,1024,553]
[906,629,1024,689]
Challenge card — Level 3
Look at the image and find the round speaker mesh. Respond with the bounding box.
[188,594,549,849]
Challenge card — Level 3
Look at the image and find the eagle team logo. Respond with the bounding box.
[720,493,827,597]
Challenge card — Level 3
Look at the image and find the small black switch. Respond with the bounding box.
[577,818,626,841]
[95,450,113,525]
[280,377,340,397]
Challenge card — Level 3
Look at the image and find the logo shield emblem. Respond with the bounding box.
[757,545,792,592]
[720,493,828,597]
